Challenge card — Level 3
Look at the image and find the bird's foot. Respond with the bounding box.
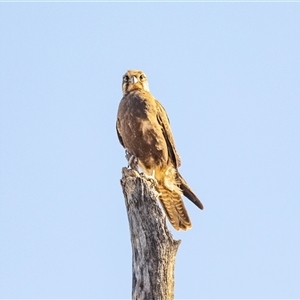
[125,149,138,171]
[142,170,157,188]
[128,155,138,170]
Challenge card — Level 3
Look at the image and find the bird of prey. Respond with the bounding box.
[116,70,204,230]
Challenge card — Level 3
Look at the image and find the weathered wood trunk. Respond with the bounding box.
[120,167,181,300]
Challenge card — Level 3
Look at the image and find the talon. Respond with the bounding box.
[128,155,138,170]
[125,149,131,162]
[125,149,138,170]
[142,170,157,187]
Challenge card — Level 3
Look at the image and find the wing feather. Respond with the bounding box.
[155,100,181,168]
[116,118,125,147]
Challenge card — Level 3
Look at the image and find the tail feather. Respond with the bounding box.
[156,184,191,231]
[178,172,204,210]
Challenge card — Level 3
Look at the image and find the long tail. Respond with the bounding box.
[156,184,191,231]
[178,172,204,210]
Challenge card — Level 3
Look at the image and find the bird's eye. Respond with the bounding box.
[139,74,145,80]
[123,75,129,82]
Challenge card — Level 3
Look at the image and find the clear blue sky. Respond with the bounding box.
[1,2,299,299]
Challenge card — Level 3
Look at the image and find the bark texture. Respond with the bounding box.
[120,167,181,300]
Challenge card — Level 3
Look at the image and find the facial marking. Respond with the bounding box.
[122,70,150,95]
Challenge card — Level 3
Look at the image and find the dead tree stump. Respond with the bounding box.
[120,167,181,300]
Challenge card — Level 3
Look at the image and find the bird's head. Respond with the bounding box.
[122,70,150,96]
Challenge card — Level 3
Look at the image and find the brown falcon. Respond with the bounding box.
[116,70,204,230]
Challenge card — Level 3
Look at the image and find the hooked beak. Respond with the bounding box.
[129,76,138,84]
